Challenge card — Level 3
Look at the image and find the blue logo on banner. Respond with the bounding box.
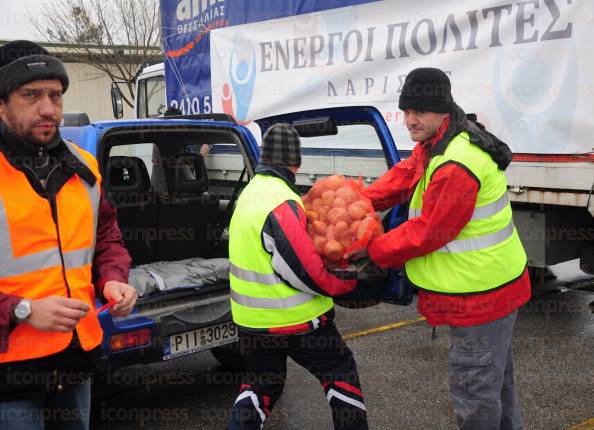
[160,0,377,112]
[222,46,257,124]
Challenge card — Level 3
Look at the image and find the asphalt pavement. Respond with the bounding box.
[91,260,594,430]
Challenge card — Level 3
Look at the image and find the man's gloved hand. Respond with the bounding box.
[343,247,369,261]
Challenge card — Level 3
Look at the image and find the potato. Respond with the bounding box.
[328,207,349,224]
[340,237,353,250]
[354,199,370,211]
[336,185,359,203]
[308,184,323,199]
[321,190,336,206]
[312,220,327,235]
[324,239,345,261]
[324,175,346,191]
[333,197,347,209]
[312,198,324,211]
[347,201,368,220]
[306,210,319,221]
[318,205,330,222]
[313,235,327,254]
[356,217,374,240]
[326,224,336,241]
[349,220,362,235]
[334,221,349,239]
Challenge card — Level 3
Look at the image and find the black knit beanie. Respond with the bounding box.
[0,40,69,99]
[398,68,453,113]
[260,123,302,167]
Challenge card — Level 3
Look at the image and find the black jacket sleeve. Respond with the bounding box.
[261,200,356,297]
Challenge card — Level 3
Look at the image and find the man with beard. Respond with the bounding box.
[349,68,531,430]
[0,40,136,429]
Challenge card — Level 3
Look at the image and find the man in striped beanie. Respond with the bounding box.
[259,122,302,167]
[228,123,367,430]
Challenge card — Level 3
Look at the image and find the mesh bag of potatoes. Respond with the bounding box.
[302,175,383,269]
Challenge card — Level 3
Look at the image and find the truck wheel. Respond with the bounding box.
[211,342,244,371]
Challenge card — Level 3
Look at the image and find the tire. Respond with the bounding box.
[210,341,244,371]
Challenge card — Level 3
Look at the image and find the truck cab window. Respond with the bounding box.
[137,76,166,119]
[282,123,385,191]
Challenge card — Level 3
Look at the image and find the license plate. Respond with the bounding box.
[163,321,238,360]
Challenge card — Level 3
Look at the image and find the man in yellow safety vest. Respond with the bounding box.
[352,68,531,430]
[228,123,368,430]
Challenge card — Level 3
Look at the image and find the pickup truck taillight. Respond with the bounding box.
[109,329,152,352]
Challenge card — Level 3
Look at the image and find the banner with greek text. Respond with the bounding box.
[160,0,374,117]
[210,0,593,154]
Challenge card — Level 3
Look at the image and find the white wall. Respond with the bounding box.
[62,63,134,121]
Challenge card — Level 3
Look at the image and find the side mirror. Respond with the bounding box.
[111,83,124,119]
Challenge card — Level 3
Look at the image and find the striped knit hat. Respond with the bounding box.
[260,123,301,167]
[0,40,69,100]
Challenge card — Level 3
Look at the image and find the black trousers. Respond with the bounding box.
[228,321,368,430]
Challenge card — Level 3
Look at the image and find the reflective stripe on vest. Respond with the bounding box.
[404,131,527,294]
[230,289,316,309]
[0,142,103,362]
[0,227,93,278]
[409,193,508,221]
[0,142,99,279]
[228,174,333,329]
[437,221,515,253]
[230,261,317,309]
[65,142,100,252]
[230,262,283,285]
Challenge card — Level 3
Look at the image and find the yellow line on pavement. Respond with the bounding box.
[343,316,426,341]
[567,419,594,430]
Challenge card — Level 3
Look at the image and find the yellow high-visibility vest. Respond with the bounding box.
[229,174,333,329]
[405,131,527,294]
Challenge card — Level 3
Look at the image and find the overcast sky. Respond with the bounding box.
[0,0,44,41]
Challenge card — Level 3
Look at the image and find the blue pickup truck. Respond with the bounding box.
[60,106,412,371]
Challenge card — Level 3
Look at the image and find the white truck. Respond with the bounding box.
[114,0,594,283]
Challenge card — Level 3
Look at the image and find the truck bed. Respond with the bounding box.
[205,149,594,216]
[128,257,230,298]
[505,160,594,211]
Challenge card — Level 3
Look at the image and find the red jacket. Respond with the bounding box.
[363,120,530,327]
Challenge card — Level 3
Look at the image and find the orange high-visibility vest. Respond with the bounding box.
[0,142,103,363]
